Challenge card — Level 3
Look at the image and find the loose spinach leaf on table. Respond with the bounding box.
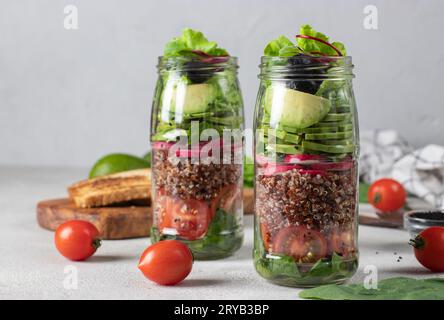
[299,277,444,300]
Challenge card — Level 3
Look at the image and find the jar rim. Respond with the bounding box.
[259,55,354,80]
[158,55,238,66]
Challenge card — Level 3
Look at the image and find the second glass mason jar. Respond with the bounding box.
[150,56,244,260]
[253,55,359,286]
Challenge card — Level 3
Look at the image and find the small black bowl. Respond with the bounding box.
[404,210,444,237]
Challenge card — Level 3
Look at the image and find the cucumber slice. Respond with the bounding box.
[208,116,243,126]
[284,132,302,144]
[181,111,214,119]
[280,125,338,134]
[302,141,355,154]
[338,124,353,131]
[322,113,352,122]
[333,106,351,113]
[263,127,286,140]
[318,139,353,145]
[313,120,352,128]
[305,131,353,140]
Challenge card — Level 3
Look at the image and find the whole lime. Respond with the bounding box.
[89,153,149,178]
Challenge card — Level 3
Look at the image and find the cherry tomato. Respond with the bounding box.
[272,226,328,263]
[159,198,211,241]
[331,228,356,257]
[138,240,193,285]
[260,222,271,251]
[410,226,444,272]
[210,184,240,215]
[368,178,406,212]
[54,220,101,261]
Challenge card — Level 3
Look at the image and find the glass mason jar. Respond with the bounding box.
[253,55,359,287]
[150,56,244,260]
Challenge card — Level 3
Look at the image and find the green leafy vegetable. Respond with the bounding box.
[263,35,294,56]
[263,24,347,58]
[243,156,254,188]
[300,277,444,300]
[164,28,228,57]
[153,208,242,258]
[359,182,370,203]
[297,24,346,56]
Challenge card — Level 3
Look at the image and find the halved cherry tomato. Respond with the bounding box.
[138,240,193,285]
[54,220,101,261]
[272,226,327,263]
[159,198,211,241]
[260,222,271,251]
[331,228,355,257]
[368,178,406,212]
[210,184,240,215]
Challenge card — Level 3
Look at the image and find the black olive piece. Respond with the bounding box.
[285,54,325,95]
[182,60,214,84]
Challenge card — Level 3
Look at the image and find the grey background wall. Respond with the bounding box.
[1,0,443,167]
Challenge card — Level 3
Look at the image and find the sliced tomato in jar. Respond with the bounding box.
[260,222,271,251]
[272,226,328,263]
[156,190,172,228]
[159,198,211,241]
[210,184,240,215]
[331,228,356,257]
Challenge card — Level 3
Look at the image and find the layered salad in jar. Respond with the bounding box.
[150,29,244,260]
[254,25,359,286]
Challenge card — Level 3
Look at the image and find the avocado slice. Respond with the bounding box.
[264,86,331,129]
[168,83,215,114]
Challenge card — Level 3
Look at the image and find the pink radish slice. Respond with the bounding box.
[311,161,354,171]
[263,164,302,176]
[284,154,325,164]
[256,154,269,166]
[175,148,200,158]
[296,35,343,56]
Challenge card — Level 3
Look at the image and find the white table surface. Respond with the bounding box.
[0,166,440,300]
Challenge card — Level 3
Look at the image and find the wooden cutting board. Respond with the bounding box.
[37,199,152,239]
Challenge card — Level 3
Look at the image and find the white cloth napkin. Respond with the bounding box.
[359,130,444,209]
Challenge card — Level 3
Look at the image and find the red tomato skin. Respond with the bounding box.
[54,220,100,261]
[412,227,444,272]
[368,178,406,212]
[138,240,193,285]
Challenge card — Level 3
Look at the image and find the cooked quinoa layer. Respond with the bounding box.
[256,166,357,240]
[153,149,242,201]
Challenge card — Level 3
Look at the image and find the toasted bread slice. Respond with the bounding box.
[68,169,151,208]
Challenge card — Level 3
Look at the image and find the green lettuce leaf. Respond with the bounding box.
[297,24,346,56]
[164,28,228,57]
[300,277,444,300]
[263,35,294,56]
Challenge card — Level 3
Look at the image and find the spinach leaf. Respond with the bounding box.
[300,277,444,300]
